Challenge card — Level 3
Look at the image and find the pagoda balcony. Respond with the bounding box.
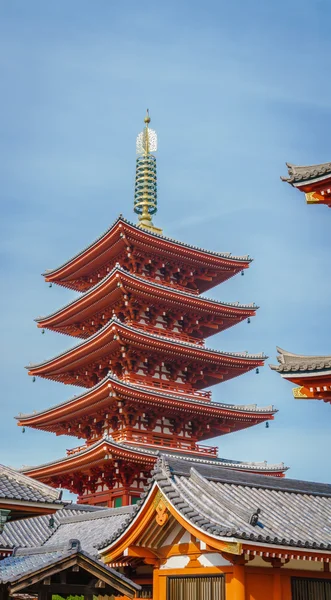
[66,436,218,458]
[129,321,205,347]
[111,431,218,457]
[138,271,200,295]
[123,375,212,400]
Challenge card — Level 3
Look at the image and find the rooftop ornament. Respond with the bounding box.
[134,110,162,235]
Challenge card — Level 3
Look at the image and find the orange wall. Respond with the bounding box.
[149,565,331,600]
[246,572,273,599]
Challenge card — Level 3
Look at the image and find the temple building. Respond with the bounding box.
[18,112,286,508]
[273,162,331,403]
[270,347,331,404]
[281,161,331,207]
[98,455,331,600]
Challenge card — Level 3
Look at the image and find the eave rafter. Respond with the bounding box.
[22,439,155,494]
[36,267,257,340]
[17,377,274,439]
[27,319,266,389]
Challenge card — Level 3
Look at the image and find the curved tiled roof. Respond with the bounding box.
[281,162,331,184]
[20,436,286,475]
[42,506,135,557]
[0,504,100,549]
[36,264,257,324]
[43,216,252,279]
[17,373,276,421]
[0,464,62,505]
[98,456,331,552]
[27,317,266,370]
[270,347,331,374]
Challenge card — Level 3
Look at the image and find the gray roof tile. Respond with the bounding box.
[270,347,331,374]
[42,506,134,557]
[0,504,101,550]
[0,464,62,505]
[98,456,331,551]
[281,162,331,184]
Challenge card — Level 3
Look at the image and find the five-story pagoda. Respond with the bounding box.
[18,112,284,507]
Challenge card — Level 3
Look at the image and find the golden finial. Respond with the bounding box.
[134,111,162,235]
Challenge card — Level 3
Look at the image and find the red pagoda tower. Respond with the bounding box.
[18,112,285,508]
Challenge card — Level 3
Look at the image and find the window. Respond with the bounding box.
[292,577,331,599]
[167,575,225,600]
[131,496,140,505]
[114,497,123,508]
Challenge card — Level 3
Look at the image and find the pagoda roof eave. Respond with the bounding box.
[281,161,331,185]
[26,317,266,375]
[35,264,258,328]
[21,437,287,478]
[270,346,331,375]
[16,374,277,428]
[21,438,157,477]
[42,216,252,283]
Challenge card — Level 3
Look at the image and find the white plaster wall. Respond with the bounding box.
[198,553,232,567]
[160,555,190,570]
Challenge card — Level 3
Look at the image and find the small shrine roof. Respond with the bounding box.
[21,436,286,476]
[0,540,139,595]
[36,264,257,326]
[0,504,101,550]
[281,161,331,185]
[43,216,252,281]
[0,504,134,558]
[270,347,331,374]
[0,464,63,517]
[99,455,331,553]
[27,317,266,371]
[17,373,276,424]
[42,506,134,558]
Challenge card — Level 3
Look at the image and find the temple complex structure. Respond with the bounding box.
[18,112,285,508]
[270,348,331,404]
[281,161,331,207]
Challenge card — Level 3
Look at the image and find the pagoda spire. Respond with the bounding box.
[134,110,162,234]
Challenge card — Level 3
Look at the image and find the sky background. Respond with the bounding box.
[1,0,331,501]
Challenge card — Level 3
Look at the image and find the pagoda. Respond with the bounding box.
[18,112,285,508]
[281,161,331,207]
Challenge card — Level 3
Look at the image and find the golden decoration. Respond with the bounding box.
[305,192,323,204]
[293,386,310,399]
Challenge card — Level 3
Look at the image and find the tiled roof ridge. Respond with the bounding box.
[281,161,331,184]
[164,457,331,495]
[36,263,258,323]
[270,347,331,373]
[43,216,252,278]
[17,373,276,421]
[181,467,255,526]
[0,464,62,503]
[14,541,80,556]
[96,456,290,551]
[26,317,266,370]
[56,505,135,525]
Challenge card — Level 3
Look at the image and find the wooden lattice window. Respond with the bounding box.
[292,577,331,599]
[167,575,225,600]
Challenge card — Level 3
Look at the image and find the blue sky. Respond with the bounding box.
[1,0,331,500]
